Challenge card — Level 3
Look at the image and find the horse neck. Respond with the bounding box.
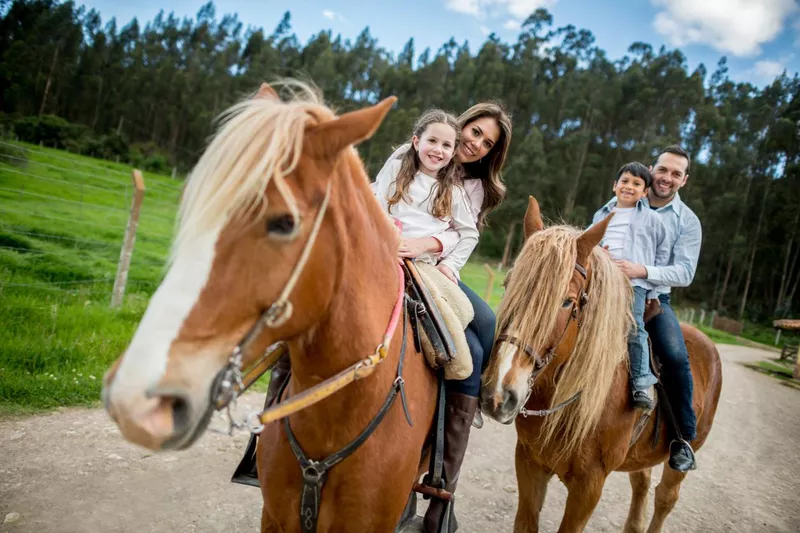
[287,158,402,413]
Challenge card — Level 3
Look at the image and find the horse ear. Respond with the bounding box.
[523,196,544,240]
[256,82,279,100]
[577,212,613,265]
[307,96,397,160]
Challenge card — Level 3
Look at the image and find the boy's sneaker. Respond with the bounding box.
[632,389,654,411]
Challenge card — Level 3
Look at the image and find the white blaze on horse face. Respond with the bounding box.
[493,339,531,407]
[107,224,224,413]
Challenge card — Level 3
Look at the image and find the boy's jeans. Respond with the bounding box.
[629,286,658,392]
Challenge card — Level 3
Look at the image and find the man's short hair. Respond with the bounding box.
[616,162,652,188]
[655,145,691,173]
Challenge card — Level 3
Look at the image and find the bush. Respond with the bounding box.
[13,114,90,149]
[128,141,172,174]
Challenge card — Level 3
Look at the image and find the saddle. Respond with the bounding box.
[402,259,474,380]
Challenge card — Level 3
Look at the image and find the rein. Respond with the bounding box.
[498,262,588,419]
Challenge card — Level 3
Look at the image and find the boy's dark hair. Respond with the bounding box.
[616,162,652,188]
[655,144,691,173]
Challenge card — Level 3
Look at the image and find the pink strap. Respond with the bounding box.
[382,262,405,347]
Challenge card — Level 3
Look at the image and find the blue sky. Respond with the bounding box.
[81,0,800,87]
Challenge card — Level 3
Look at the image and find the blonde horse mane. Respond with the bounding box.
[173,80,334,260]
[497,225,633,457]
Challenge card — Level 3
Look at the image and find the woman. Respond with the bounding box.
[376,102,511,531]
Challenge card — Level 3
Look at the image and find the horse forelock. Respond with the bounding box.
[172,80,334,262]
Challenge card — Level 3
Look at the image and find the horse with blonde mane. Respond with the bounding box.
[480,196,722,533]
[102,82,440,532]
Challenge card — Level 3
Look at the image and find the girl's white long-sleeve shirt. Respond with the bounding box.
[372,157,479,273]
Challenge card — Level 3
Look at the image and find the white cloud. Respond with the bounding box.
[444,0,556,21]
[752,59,786,80]
[480,26,491,36]
[445,0,481,17]
[651,0,799,57]
[321,9,347,22]
[504,19,522,31]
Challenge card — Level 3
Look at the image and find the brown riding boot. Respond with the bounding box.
[423,392,479,533]
[230,352,292,487]
[264,351,292,407]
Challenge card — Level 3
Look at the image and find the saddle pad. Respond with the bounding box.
[415,262,474,380]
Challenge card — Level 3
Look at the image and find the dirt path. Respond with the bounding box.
[2,345,799,533]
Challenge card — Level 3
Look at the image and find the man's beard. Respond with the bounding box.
[651,182,675,199]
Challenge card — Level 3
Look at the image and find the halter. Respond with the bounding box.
[496,261,589,418]
[211,181,407,434]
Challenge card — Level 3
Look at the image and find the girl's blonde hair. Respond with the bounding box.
[387,109,463,220]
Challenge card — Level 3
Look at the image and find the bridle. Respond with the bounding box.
[495,261,589,418]
[211,181,406,434]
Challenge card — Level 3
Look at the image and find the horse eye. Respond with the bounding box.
[562,298,573,308]
[266,214,296,236]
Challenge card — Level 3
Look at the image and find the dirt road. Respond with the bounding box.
[2,345,798,533]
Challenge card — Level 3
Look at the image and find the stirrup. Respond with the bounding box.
[668,438,697,472]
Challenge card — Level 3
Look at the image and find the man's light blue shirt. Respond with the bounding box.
[641,192,702,295]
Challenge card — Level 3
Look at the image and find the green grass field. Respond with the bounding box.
[0,143,505,416]
[0,142,182,414]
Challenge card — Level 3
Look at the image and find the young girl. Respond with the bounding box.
[373,109,480,532]
[373,109,479,275]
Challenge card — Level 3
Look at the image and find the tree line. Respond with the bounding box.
[2,0,800,322]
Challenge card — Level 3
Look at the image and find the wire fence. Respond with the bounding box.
[0,141,181,305]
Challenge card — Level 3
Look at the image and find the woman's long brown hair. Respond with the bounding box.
[387,109,463,220]
[458,102,512,228]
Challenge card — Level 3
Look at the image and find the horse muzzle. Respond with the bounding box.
[479,386,520,425]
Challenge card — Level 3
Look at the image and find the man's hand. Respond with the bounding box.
[614,260,647,279]
[398,237,438,258]
[436,263,458,284]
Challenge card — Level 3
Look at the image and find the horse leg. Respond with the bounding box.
[261,504,280,533]
[513,442,553,533]
[645,466,687,533]
[556,470,607,533]
[622,468,652,533]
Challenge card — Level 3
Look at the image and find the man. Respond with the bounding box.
[613,145,702,472]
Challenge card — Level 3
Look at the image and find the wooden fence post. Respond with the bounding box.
[500,222,517,269]
[111,169,145,308]
[483,263,496,304]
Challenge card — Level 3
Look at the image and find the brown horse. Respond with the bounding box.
[102,81,437,532]
[480,197,722,533]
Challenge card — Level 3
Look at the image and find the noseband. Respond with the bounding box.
[495,261,589,418]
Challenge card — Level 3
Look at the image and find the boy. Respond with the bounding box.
[592,162,669,410]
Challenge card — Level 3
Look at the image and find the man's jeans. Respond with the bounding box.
[645,294,697,440]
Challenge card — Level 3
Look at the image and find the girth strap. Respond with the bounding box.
[283,305,411,533]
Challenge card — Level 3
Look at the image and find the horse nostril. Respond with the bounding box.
[171,394,190,435]
[504,389,519,411]
[145,387,193,439]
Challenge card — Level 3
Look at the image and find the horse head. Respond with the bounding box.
[480,196,628,452]
[102,82,397,451]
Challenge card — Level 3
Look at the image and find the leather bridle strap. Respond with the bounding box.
[212,181,333,414]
